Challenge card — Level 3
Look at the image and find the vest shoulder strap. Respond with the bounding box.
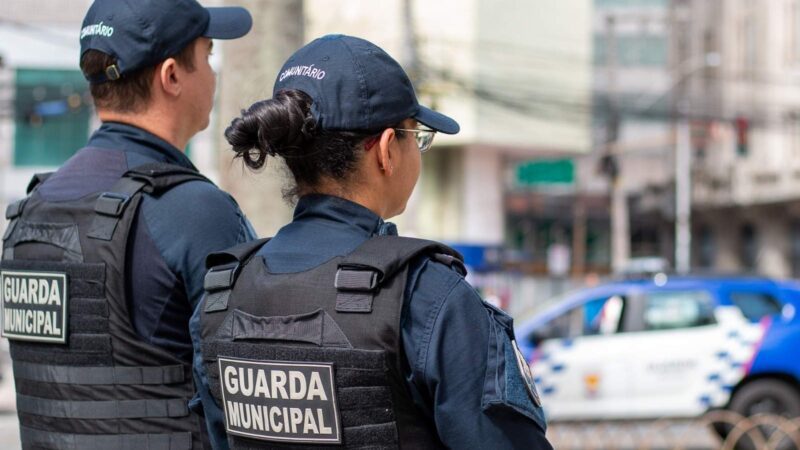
[4,198,26,221]
[334,236,465,313]
[339,235,464,282]
[2,173,55,249]
[205,237,271,270]
[87,163,211,241]
[26,172,54,194]
[125,162,212,194]
[203,238,271,313]
[4,172,53,225]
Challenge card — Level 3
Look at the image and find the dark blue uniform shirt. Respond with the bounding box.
[38,122,255,363]
[191,195,551,449]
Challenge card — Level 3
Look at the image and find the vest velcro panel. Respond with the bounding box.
[204,342,399,448]
[3,259,111,367]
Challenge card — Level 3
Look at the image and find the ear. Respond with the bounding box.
[157,58,181,98]
[376,128,398,176]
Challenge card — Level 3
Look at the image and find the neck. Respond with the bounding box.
[97,107,190,151]
[307,180,392,219]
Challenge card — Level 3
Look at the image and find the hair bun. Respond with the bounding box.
[226,92,316,170]
[225,101,273,169]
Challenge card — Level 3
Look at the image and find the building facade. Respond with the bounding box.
[680,0,800,278]
[304,0,593,273]
[509,0,675,276]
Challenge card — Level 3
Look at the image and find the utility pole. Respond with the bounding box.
[572,191,587,277]
[675,118,691,273]
[217,0,304,236]
[673,7,693,274]
[605,15,630,274]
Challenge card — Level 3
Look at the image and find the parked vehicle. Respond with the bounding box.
[515,275,800,421]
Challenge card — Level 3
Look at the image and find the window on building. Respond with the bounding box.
[740,223,758,271]
[791,222,800,277]
[14,68,91,167]
[738,16,758,76]
[594,0,667,7]
[787,112,800,159]
[697,225,715,269]
[702,29,719,84]
[788,0,800,65]
[643,290,716,330]
[729,292,782,322]
[631,225,660,258]
[586,219,611,268]
[593,34,668,67]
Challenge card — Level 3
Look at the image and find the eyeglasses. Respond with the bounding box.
[394,127,437,153]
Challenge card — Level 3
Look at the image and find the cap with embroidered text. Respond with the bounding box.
[80,0,252,84]
[273,34,459,135]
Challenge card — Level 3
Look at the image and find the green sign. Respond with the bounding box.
[515,159,574,187]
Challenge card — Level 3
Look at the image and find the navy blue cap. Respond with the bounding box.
[273,34,459,135]
[80,0,252,84]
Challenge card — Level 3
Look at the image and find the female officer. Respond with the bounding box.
[192,34,552,449]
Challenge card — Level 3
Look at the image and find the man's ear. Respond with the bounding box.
[376,127,397,176]
[157,58,181,98]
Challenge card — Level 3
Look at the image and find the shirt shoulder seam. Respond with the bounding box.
[414,264,465,383]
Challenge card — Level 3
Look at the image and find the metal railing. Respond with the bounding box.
[547,412,800,450]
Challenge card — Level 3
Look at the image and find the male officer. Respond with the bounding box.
[0,1,255,448]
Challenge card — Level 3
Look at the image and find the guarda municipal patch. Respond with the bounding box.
[511,339,543,407]
[219,357,342,444]
[1,270,68,343]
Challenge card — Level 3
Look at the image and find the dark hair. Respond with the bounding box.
[225,90,378,199]
[80,42,197,113]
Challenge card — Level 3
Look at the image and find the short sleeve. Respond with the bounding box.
[141,180,256,310]
[403,259,552,449]
[481,301,547,431]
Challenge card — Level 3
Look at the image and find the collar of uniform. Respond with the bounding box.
[294,194,398,237]
[87,121,198,170]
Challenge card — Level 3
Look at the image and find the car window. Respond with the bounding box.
[546,310,575,340]
[729,292,782,322]
[530,295,627,345]
[583,296,625,336]
[643,290,716,331]
[527,310,572,345]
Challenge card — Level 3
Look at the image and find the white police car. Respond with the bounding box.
[515,275,800,421]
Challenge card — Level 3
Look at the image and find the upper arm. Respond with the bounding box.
[141,180,256,309]
[404,262,551,449]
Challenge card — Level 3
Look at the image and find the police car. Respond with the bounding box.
[515,275,800,421]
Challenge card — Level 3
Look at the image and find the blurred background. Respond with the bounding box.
[3,0,800,448]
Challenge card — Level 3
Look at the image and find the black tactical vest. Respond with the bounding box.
[1,163,210,450]
[199,236,467,449]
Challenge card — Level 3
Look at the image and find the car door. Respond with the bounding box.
[530,294,637,420]
[624,288,725,418]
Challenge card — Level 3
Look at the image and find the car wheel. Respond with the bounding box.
[727,379,800,450]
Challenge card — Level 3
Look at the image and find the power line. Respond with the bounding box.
[0,17,78,50]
